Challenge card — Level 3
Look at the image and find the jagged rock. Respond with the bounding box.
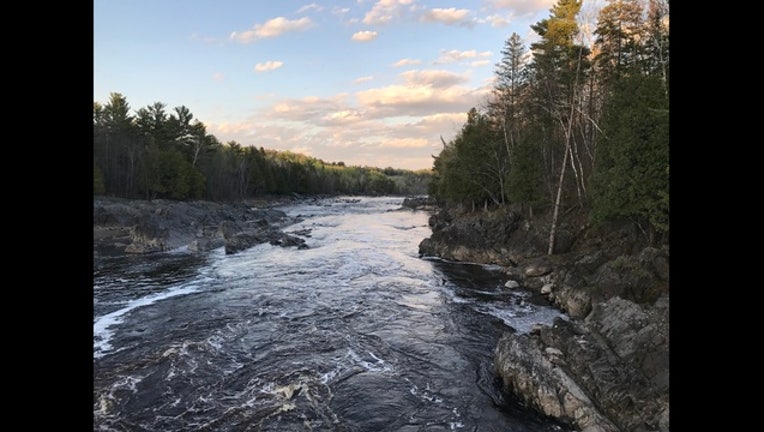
[401,196,435,210]
[494,332,620,432]
[224,232,264,254]
[420,203,669,431]
[124,217,169,253]
[418,207,523,265]
[93,197,300,256]
[496,300,668,431]
[272,233,308,249]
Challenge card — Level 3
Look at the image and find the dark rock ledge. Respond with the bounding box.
[93,196,307,257]
[419,205,669,432]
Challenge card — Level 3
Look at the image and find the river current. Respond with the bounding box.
[93,196,570,431]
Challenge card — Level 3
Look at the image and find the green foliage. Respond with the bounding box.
[591,74,669,233]
[594,0,646,80]
[94,165,106,195]
[93,93,428,201]
[506,138,543,209]
[427,0,669,243]
[429,108,507,207]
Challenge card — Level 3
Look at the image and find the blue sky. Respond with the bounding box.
[94,0,604,170]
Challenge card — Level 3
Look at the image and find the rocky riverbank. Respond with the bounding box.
[419,206,669,432]
[93,196,308,257]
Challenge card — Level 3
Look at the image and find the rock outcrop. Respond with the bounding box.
[418,205,669,431]
[495,295,669,432]
[94,197,307,256]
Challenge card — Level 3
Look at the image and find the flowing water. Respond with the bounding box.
[93,196,569,431]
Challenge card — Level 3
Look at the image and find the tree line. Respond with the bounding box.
[93,96,431,201]
[428,0,669,248]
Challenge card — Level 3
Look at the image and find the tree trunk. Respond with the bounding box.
[547,142,569,255]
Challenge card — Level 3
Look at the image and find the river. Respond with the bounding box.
[93,196,570,431]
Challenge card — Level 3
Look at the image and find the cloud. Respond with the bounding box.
[352,30,379,42]
[321,109,365,125]
[434,49,492,64]
[380,138,430,148]
[355,84,486,117]
[212,72,225,82]
[485,13,510,27]
[399,69,468,88]
[332,7,351,15]
[204,70,495,170]
[363,0,415,25]
[268,95,351,123]
[254,61,284,72]
[209,122,257,136]
[485,0,556,16]
[230,17,313,43]
[297,3,323,13]
[392,58,422,67]
[353,76,375,84]
[421,7,474,26]
[470,60,492,67]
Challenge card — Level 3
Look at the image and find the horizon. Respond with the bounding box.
[95,0,605,170]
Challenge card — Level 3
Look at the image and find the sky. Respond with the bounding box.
[94,0,604,171]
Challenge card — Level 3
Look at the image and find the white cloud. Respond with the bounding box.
[485,13,510,27]
[352,30,379,42]
[363,0,415,25]
[268,95,350,123]
[434,49,492,64]
[485,0,555,16]
[254,61,284,72]
[209,122,257,136]
[332,6,351,15]
[212,72,225,82]
[421,7,474,26]
[230,17,313,43]
[204,69,495,170]
[380,138,430,148]
[321,109,364,124]
[297,3,323,13]
[399,69,468,88]
[355,84,485,117]
[470,60,492,67]
[353,76,375,84]
[392,58,422,67]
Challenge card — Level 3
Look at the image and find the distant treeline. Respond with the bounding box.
[93,96,431,201]
[429,0,669,247]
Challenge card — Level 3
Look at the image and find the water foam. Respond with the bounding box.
[94,284,201,358]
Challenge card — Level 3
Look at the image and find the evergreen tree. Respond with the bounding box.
[593,0,646,81]
[93,92,138,197]
[591,74,668,242]
[492,32,528,153]
[644,0,669,94]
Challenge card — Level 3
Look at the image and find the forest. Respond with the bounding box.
[428,0,669,246]
[93,98,431,201]
[94,0,668,246]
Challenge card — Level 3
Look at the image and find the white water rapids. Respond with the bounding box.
[93,196,569,431]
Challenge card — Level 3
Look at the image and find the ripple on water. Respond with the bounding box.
[94,197,573,431]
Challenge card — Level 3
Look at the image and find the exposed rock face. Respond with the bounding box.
[494,331,620,432]
[418,207,538,265]
[418,205,669,431]
[94,197,307,256]
[401,196,436,210]
[495,296,669,432]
